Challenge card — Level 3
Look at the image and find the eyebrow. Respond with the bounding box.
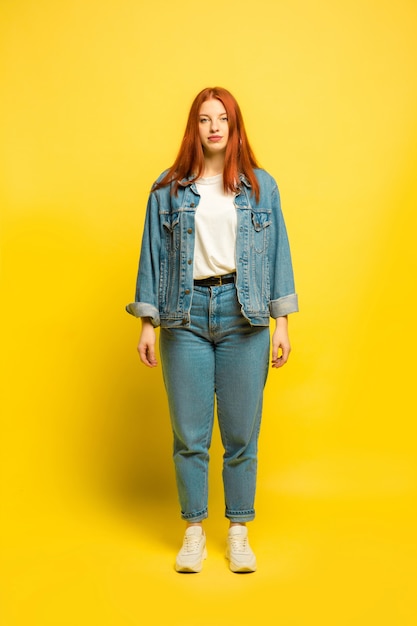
[199,112,227,118]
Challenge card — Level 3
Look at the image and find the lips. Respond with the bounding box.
[208,136,222,142]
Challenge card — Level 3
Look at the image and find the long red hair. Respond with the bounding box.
[154,87,260,202]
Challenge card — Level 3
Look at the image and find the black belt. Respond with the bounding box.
[194,273,236,287]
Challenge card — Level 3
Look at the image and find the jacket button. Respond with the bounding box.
[188,259,192,265]
[190,202,195,208]
[185,289,190,295]
[187,228,192,234]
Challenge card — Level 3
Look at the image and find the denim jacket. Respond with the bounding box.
[126,168,298,327]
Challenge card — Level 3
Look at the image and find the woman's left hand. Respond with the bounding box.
[271,316,291,368]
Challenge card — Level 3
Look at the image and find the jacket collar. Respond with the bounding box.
[238,173,251,188]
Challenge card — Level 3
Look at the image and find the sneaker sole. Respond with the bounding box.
[175,548,207,573]
[226,549,256,573]
[228,561,257,573]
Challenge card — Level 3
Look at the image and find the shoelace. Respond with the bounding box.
[229,536,249,553]
[182,535,202,554]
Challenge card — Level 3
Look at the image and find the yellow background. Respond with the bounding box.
[1,1,416,624]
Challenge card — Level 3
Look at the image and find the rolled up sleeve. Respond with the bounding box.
[270,293,299,318]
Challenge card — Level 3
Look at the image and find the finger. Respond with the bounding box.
[146,345,157,367]
[272,345,290,368]
[138,344,157,367]
[277,344,290,367]
[271,341,281,363]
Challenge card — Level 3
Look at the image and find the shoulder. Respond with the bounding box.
[252,168,280,202]
[253,168,278,190]
[151,169,171,188]
[148,169,176,198]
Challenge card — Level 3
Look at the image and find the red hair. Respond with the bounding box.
[154,87,260,202]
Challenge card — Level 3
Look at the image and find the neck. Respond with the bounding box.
[203,153,225,177]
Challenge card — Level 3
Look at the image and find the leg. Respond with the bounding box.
[159,290,216,522]
[212,285,270,522]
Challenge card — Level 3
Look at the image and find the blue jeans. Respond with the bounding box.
[160,282,270,523]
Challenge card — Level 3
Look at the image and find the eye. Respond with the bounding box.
[220,116,228,122]
[199,117,209,123]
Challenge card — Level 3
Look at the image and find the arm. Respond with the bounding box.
[271,315,291,369]
[265,177,296,368]
[126,187,161,326]
[137,317,158,368]
[268,183,299,319]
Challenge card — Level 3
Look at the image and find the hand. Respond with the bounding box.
[137,318,158,367]
[271,316,291,368]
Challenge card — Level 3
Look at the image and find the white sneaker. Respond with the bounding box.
[226,525,257,573]
[175,526,207,573]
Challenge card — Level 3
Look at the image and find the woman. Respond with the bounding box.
[126,87,298,573]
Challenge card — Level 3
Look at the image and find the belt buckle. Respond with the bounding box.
[218,276,223,286]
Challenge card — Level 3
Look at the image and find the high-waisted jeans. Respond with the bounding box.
[160,282,270,523]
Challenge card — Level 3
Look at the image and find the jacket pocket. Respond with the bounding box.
[251,209,271,253]
[162,212,180,253]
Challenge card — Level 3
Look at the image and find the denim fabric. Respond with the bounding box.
[126,168,298,327]
[159,282,270,522]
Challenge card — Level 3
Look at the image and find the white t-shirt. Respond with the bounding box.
[194,174,237,280]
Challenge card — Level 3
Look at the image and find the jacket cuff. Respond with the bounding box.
[270,293,299,318]
[125,302,160,327]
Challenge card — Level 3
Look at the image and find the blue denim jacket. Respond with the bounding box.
[126,168,298,327]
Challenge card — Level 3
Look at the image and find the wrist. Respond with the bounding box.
[275,315,288,328]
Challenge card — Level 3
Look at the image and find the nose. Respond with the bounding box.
[210,118,219,132]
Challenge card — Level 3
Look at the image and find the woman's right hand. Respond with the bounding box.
[137,318,158,367]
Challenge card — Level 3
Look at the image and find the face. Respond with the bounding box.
[198,98,229,156]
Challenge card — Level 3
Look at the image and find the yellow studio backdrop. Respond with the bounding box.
[1,1,416,624]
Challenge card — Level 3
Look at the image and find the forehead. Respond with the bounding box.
[199,98,227,116]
